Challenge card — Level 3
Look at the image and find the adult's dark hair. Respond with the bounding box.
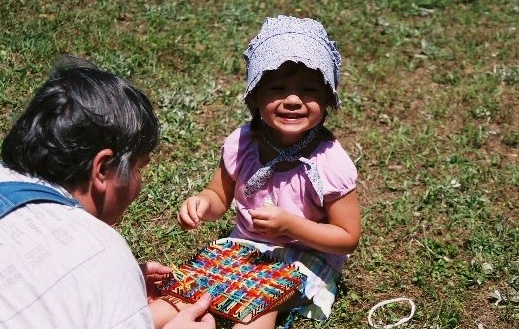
[1,55,160,188]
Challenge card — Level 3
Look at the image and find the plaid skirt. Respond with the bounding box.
[215,238,341,321]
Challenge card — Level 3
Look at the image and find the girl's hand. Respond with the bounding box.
[249,205,295,237]
[177,196,209,229]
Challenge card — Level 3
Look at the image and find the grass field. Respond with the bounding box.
[1,1,518,328]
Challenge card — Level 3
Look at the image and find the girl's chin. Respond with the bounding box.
[269,128,310,144]
[274,117,307,127]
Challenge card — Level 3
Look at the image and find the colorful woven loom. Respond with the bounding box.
[159,240,307,324]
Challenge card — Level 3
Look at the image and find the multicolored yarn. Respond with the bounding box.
[159,240,307,324]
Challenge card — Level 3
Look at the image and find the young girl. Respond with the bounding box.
[177,15,361,329]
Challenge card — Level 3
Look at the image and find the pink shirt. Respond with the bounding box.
[222,124,357,270]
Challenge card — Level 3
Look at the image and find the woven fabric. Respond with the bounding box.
[159,240,307,324]
[243,15,342,108]
[222,238,341,321]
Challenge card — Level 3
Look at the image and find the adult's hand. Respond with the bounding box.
[162,293,216,329]
[140,261,172,302]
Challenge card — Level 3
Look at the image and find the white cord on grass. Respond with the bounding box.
[367,297,416,328]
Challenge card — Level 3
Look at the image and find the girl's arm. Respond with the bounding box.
[249,189,361,255]
[177,159,235,228]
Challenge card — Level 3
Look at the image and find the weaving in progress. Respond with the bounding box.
[159,240,307,324]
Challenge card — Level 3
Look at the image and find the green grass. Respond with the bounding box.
[1,0,518,328]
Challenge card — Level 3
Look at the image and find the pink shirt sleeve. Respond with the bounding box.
[316,139,358,203]
[221,126,253,181]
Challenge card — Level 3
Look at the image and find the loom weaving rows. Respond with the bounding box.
[160,240,306,323]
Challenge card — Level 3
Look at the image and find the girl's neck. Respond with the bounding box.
[263,127,307,148]
[264,128,292,148]
[258,125,323,170]
[262,124,319,148]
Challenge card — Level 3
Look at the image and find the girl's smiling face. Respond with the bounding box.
[249,61,331,146]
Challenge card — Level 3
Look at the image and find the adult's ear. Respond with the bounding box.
[91,149,115,194]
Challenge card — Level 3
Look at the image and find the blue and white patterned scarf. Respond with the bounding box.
[244,126,324,206]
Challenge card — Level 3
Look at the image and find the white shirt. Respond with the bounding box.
[0,165,154,328]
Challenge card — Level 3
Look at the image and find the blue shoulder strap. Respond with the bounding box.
[0,181,81,219]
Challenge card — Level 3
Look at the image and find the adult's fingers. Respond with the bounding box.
[188,294,215,328]
[143,261,172,276]
[184,293,212,318]
[162,294,215,329]
[199,313,216,328]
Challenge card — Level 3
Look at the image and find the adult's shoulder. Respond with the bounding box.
[0,190,149,328]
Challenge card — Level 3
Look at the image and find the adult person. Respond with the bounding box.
[0,55,215,329]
